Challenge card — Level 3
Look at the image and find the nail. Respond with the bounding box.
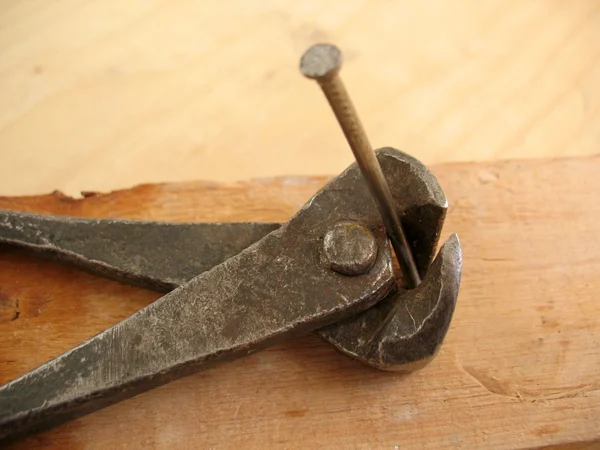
[300,43,421,288]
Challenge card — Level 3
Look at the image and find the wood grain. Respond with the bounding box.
[1,0,599,196]
[1,156,599,449]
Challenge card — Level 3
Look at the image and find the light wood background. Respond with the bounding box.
[1,0,599,196]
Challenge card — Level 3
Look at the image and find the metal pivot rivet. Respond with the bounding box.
[322,222,378,276]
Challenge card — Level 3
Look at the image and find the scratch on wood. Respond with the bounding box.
[532,424,562,437]
[479,257,514,262]
[459,362,600,402]
[11,298,19,321]
[0,291,20,322]
[283,409,309,418]
[233,403,242,419]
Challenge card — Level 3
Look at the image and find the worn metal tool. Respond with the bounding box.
[0,43,462,444]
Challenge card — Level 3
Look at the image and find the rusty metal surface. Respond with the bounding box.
[0,148,446,293]
[0,147,410,444]
[0,147,463,443]
[319,234,462,371]
[314,147,455,368]
[0,148,459,373]
[0,211,280,291]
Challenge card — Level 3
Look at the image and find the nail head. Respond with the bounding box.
[300,43,342,80]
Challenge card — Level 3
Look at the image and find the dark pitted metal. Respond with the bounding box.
[1,148,446,291]
[321,222,378,276]
[0,147,409,444]
[313,147,458,369]
[0,148,459,372]
[319,234,462,371]
[0,212,280,291]
[0,147,463,443]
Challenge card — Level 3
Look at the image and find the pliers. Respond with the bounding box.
[0,44,463,444]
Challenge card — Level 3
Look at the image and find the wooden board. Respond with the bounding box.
[1,1,600,196]
[1,155,599,449]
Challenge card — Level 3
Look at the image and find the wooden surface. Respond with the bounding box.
[1,0,600,196]
[1,155,599,449]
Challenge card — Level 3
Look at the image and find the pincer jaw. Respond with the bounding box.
[320,234,462,372]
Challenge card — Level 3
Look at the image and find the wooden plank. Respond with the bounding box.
[1,1,600,196]
[1,155,599,449]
